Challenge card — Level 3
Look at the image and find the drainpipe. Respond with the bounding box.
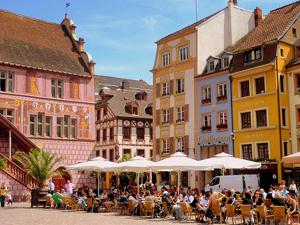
[229,76,235,156]
[8,129,12,160]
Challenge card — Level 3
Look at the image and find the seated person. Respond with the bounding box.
[161,191,173,210]
[198,192,211,223]
[103,191,115,209]
[52,190,63,208]
[272,191,285,206]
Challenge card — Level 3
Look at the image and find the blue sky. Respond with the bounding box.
[0,0,295,83]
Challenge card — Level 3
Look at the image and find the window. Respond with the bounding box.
[162,139,169,154]
[96,110,101,121]
[162,82,170,96]
[45,116,51,137]
[176,107,184,123]
[218,112,227,125]
[103,129,107,142]
[96,130,100,142]
[176,137,184,152]
[137,149,145,157]
[109,127,114,141]
[280,48,285,58]
[103,150,107,159]
[70,119,77,138]
[283,141,288,156]
[242,144,252,160]
[217,83,227,100]
[0,71,14,92]
[244,48,262,63]
[280,75,285,93]
[63,116,69,138]
[0,109,15,123]
[96,150,100,157]
[103,108,107,116]
[137,128,145,140]
[257,143,269,160]
[51,79,63,98]
[176,79,184,94]
[241,112,251,129]
[30,115,36,136]
[161,109,169,125]
[162,52,171,67]
[256,109,267,127]
[296,75,300,93]
[202,114,212,130]
[209,61,215,72]
[202,86,211,104]
[57,117,63,138]
[179,46,189,61]
[123,127,131,139]
[37,113,43,136]
[293,28,297,37]
[240,80,250,97]
[150,127,153,140]
[255,77,265,94]
[223,57,229,68]
[282,108,287,127]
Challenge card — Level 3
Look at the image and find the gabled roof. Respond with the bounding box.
[0,114,38,151]
[232,1,300,52]
[0,10,91,76]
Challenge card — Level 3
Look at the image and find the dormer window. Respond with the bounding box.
[145,104,153,115]
[209,61,215,72]
[125,101,139,115]
[223,57,229,68]
[244,48,262,63]
[135,91,147,101]
[132,107,138,115]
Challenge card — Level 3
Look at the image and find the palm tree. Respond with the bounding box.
[0,157,6,170]
[13,148,63,187]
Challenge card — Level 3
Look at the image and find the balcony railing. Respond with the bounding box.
[201,98,211,104]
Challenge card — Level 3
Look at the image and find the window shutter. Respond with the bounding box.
[156,139,160,155]
[184,105,189,122]
[156,83,160,97]
[170,80,174,95]
[169,137,175,154]
[169,107,173,124]
[184,135,189,156]
[156,110,160,125]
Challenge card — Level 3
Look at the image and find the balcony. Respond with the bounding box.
[217,95,227,102]
[201,98,211,104]
[176,119,184,123]
[201,126,211,131]
[216,123,228,130]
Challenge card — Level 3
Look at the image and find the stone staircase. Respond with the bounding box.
[0,152,39,190]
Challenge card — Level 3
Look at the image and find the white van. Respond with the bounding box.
[204,175,259,193]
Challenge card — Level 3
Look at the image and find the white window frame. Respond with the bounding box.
[162,139,169,154]
[203,114,212,127]
[217,83,227,98]
[203,86,211,100]
[176,79,184,94]
[218,111,227,125]
[0,71,14,92]
[161,109,169,125]
[176,137,184,152]
[162,52,171,67]
[240,143,253,160]
[281,107,288,127]
[179,45,189,61]
[162,82,170,96]
[253,75,266,95]
[176,106,184,123]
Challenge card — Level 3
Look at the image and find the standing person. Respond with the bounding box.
[64,180,74,194]
[289,180,298,195]
[48,178,55,195]
[0,183,8,208]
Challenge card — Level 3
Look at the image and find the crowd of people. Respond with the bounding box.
[44,178,300,224]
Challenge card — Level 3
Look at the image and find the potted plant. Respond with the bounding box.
[0,157,6,170]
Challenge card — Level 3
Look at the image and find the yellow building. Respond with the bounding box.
[230,2,300,187]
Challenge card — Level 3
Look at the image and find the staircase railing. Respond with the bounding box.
[0,152,39,190]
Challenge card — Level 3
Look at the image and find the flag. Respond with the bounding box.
[66,3,70,8]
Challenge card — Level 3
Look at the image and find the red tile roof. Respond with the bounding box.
[0,10,91,76]
[232,1,300,52]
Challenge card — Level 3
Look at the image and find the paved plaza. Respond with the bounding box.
[0,203,207,225]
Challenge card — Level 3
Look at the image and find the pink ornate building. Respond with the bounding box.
[0,10,96,199]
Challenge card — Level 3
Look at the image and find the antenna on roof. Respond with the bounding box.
[65,2,71,18]
[195,0,198,22]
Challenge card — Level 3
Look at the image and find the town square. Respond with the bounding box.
[2,0,300,224]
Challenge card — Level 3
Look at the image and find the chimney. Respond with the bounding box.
[70,24,76,35]
[254,7,263,27]
[78,37,85,52]
[228,0,237,6]
[89,60,95,76]
[121,80,129,90]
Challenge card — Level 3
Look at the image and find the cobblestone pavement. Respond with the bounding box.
[1,203,229,225]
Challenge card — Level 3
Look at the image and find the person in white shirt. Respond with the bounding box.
[289,180,298,194]
[48,179,55,194]
[64,180,74,194]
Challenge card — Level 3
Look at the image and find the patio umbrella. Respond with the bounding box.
[152,152,211,192]
[116,156,156,195]
[67,157,119,196]
[197,152,261,174]
[282,152,300,164]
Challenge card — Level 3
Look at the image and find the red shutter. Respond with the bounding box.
[170,80,174,95]
[169,108,173,124]
[156,110,160,125]
[184,135,189,156]
[156,83,161,97]
[156,139,160,155]
[169,137,175,154]
[184,105,189,122]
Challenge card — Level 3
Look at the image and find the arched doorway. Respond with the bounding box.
[52,166,71,191]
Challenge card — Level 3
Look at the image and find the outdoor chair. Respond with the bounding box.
[256,205,273,225]
[272,206,287,225]
[240,204,254,225]
[180,202,195,220]
[162,202,172,218]
[211,202,223,223]
[144,200,155,218]
[44,196,52,208]
[127,199,134,215]
[68,198,78,210]
[226,204,240,224]
[86,198,95,213]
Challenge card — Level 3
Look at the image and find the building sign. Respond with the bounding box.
[199,135,232,145]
